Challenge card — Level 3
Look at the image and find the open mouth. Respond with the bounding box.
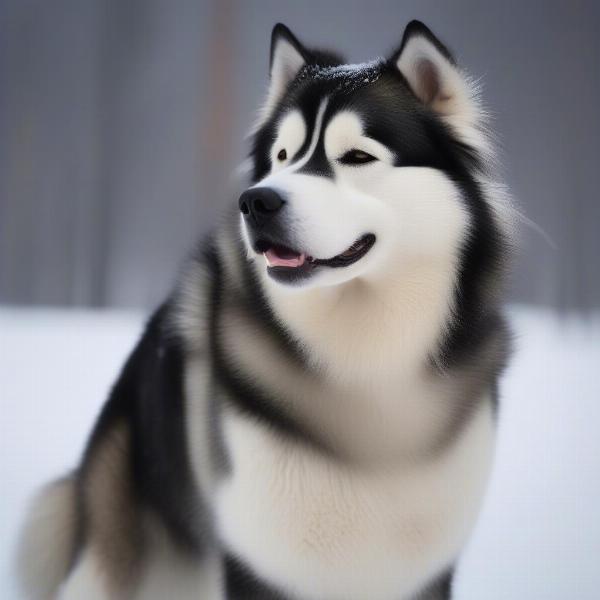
[255,233,376,283]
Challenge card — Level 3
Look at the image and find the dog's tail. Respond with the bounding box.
[16,476,78,599]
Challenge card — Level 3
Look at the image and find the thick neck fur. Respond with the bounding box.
[216,246,464,463]
[259,252,458,391]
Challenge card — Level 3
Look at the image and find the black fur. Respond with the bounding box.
[417,569,454,600]
[392,20,457,66]
[225,554,288,599]
[225,555,453,599]
[77,303,212,559]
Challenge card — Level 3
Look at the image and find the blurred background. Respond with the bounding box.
[1,1,599,599]
[1,0,599,310]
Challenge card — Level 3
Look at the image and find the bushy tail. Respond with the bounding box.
[15,477,78,600]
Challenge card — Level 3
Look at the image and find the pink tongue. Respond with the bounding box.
[264,248,306,268]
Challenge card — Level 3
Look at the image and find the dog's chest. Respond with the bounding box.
[215,403,494,600]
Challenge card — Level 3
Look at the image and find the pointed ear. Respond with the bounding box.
[267,24,308,105]
[250,24,309,135]
[270,24,308,86]
[392,21,480,127]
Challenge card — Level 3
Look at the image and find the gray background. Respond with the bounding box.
[1,0,599,310]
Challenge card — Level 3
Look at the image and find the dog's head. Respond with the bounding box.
[240,21,499,291]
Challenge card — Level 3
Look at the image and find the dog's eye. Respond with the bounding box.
[339,149,377,165]
[277,149,287,161]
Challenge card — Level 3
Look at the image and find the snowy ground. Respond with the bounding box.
[1,305,599,599]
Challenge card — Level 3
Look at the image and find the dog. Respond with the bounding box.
[17,20,513,600]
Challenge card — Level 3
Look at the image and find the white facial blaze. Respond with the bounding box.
[270,110,307,172]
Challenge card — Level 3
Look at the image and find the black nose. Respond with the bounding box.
[238,187,284,227]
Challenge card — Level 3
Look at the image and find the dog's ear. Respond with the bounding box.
[268,24,309,106]
[250,24,309,134]
[250,23,311,134]
[392,21,479,126]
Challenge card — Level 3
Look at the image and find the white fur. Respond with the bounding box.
[222,110,491,594]
[16,479,76,600]
[270,109,307,171]
[217,399,494,600]
[218,254,470,462]
[60,552,112,600]
[242,109,470,351]
[258,165,468,378]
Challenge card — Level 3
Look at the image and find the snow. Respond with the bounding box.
[1,305,599,599]
[297,60,383,92]
[0,308,145,600]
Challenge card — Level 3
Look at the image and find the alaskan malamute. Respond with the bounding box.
[17,20,512,600]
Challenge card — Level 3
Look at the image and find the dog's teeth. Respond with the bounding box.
[263,253,272,267]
